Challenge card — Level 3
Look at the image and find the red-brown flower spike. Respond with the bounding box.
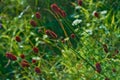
[20,54,25,59]
[45,30,57,38]
[78,0,82,6]
[35,67,41,73]
[51,3,60,13]
[95,62,102,73]
[59,10,66,17]
[32,59,37,63]
[33,47,39,53]
[15,36,21,42]
[71,33,75,39]
[94,11,99,18]
[35,12,41,19]
[30,20,37,27]
[6,52,17,61]
[21,60,29,67]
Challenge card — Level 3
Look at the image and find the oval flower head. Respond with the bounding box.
[6,52,17,61]
[45,29,57,38]
[92,11,99,18]
[72,19,82,26]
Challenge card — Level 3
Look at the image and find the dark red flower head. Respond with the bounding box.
[95,62,102,73]
[94,11,99,18]
[71,33,75,39]
[59,10,67,17]
[33,47,39,53]
[32,59,37,63]
[35,67,41,73]
[15,36,21,42]
[30,20,37,27]
[6,52,17,61]
[51,3,60,13]
[78,0,82,6]
[45,29,57,38]
[21,60,29,67]
[20,54,25,59]
[35,12,41,19]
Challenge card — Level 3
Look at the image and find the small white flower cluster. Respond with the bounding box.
[100,10,107,15]
[72,19,82,26]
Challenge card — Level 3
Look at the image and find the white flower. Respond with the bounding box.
[86,23,91,27]
[100,10,107,15]
[86,29,93,35]
[75,6,81,10]
[32,57,40,60]
[72,19,82,26]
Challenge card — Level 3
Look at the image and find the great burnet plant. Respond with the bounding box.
[1,0,120,80]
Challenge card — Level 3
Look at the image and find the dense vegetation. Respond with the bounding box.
[0,0,120,80]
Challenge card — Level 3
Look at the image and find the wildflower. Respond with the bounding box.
[59,10,67,17]
[86,29,93,35]
[35,67,41,73]
[93,11,99,18]
[100,10,107,15]
[45,29,57,38]
[21,60,29,67]
[30,20,37,27]
[35,12,41,19]
[32,59,37,63]
[20,54,25,59]
[72,19,82,26]
[33,47,39,53]
[95,62,102,73]
[6,52,17,61]
[78,0,82,6]
[51,3,60,13]
[70,33,75,39]
[15,36,21,42]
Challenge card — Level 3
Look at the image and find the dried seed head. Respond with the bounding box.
[103,44,108,53]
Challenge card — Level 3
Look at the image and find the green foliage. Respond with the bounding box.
[0,0,120,80]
